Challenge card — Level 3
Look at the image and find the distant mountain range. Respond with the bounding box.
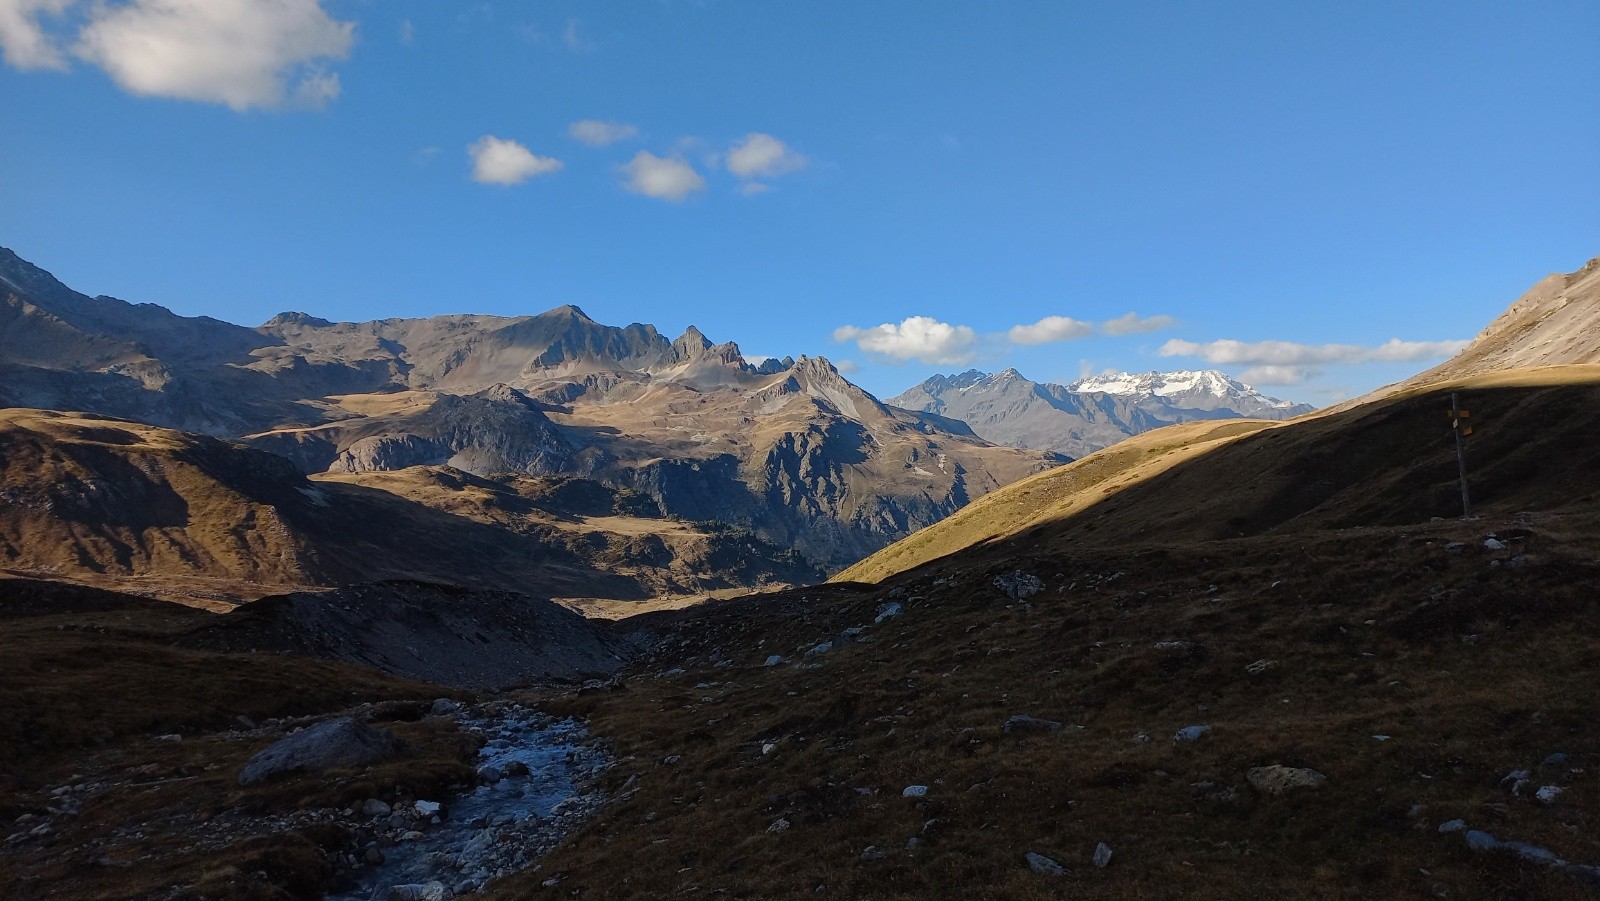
[888,367,1314,458]
[0,246,1060,594]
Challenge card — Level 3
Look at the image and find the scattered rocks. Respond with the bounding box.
[1003,715,1064,734]
[375,883,445,901]
[1173,725,1212,743]
[1093,842,1113,868]
[1247,765,1328,796]
[994,570,1045,600]
[237,717,397,786]
[1025,851,1065,876]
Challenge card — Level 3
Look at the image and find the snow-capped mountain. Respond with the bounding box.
[889,368,1314,459]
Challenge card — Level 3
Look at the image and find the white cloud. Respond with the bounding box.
[561,18,589,52]
[72,0,354,111]
[620,151,705,202]
[834,359,859,374]
[1007,315,1094,346]
[833,316,979,365]
[1159,337,1469,366]
[468,135,563,185]
[1102,312,1177,336]
[569,119,637,147]
[398,19,413,45]
[738,181,770,196]
[0,0,73,71]
[1238,365,1315,386]
[726,133,807,179]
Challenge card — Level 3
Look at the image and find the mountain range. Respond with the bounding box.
[0,246,1060,598]
[888,367,1314,458]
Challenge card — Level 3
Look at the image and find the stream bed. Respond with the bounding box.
[330,703,609,899]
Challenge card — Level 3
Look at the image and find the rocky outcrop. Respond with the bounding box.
[237,716,397,785]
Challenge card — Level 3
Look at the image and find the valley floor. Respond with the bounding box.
[4,510,1600,899]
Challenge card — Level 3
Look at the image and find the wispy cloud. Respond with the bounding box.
[1159,337,1468,366]
[620,151,705,202]
[569,119,638,147]
[562,18,590,52]
[468,136,563,185]
[0,0,73,71]
[1008,315,1094,345]
[726,133,806,194]
[1102,312,1177,335]
[1162,336,1468,386]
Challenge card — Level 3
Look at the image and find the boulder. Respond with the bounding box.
[1026,851,1065,875]
[237,717,397,786]
[1247,765,1328,796]
[1003,715,1064,734]
[994,571,1045,600]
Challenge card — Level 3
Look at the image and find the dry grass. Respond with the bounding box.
[498,517,1600,899]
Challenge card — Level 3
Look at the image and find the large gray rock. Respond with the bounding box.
[994,571,1045,600]
[238,717,397,786]
[1246,765,1328,796]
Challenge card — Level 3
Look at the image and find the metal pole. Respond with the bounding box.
[1451,392,1472,520]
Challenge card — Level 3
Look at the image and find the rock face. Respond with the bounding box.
[0,246,1061,578]
[238,717,397,786]
[889,367,1312,458]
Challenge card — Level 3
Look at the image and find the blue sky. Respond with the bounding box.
[2,1,1596,404]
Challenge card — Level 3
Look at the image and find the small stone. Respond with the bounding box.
[365,848,386,865]
[1542,752,1568,766]
[1133,731,1150,743]
[804,642,832,658]
[1464,830,1499,852]
[1247,765,1328,796]
[1535,785,1563,804]
[1153,641,1192,652]
[875,602,904,623]
[1173,725,1211,742]
[1444,541,1467,553]
[906,837,921,849]
[1003,715,1064,734]
[762,743,777,755]
[860,846,888,862]
[361,798,392,818]
[503,761,530,778]
[902,785,928,798]
[1025,851,1065,876]
[414,800,441,816]
[765,655,785,667]
[155,734,182,742]
[1244,659,1272,675]
[1092,842,1113,868]
[400,830,425,841]
[768,818,791,833]
[1484,538,1506,550]
[429,699,460,717]
[663,755,682,765]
